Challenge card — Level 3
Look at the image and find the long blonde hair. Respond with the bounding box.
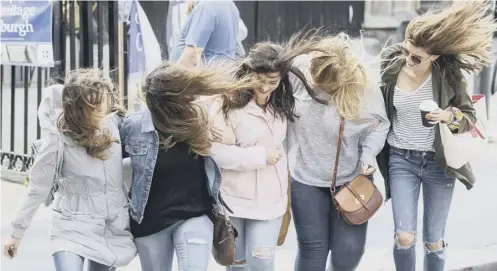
[143,61,253,156]
[58,69,122,160]
[310,33,369,120]
[406,0,496,85]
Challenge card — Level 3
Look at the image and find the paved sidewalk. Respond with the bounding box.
[2,174,497,271]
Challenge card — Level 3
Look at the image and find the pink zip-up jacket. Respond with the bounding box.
[209,98,288,220]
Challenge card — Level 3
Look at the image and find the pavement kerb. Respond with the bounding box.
[1,170,28,185]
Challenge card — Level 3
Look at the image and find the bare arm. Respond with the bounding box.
[178,45,204,67]
[176,2,215,66]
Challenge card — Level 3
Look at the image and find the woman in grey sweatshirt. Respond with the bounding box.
[288,33,390,271]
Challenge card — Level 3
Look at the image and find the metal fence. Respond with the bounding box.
[236,1,365,47]
[1,1,122,174]
[1,1,365,174]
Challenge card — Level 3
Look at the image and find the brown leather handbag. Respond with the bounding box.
[211,206,237,266]
[331,118,383,225]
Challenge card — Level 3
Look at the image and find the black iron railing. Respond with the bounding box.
[1,1,123,174]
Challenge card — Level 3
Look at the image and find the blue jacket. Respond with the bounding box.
[120,109,225,224]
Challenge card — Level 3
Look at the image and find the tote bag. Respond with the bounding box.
[439,94,487,169]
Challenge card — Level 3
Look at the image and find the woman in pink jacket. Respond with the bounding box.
[209,39,320,271]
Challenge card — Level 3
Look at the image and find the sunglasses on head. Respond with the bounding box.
[400,46,431,65]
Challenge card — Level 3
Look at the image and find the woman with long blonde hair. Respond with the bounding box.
[288,33,390,270]
[3,69,136,270]
[377,1,496,270]
[119,61,252,270]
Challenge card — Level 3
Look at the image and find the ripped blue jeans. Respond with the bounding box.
[389,147,455,271]
[134,215,213,271]
[227,216,283,271]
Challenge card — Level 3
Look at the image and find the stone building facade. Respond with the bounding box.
[362,0,452,55]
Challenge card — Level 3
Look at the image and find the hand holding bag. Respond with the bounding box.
[440,94,487,169]
[330,118,383,225]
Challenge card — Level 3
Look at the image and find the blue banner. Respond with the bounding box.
[1,1,54,67]
[128,0,145,77]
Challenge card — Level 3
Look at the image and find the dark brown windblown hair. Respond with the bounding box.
[143,61,254,156]
[58,69,123,160]
[221,31,327,121]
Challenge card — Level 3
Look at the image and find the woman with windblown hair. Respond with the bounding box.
[3,70,136,270]
[288,33,390,270]
[376,1,496,270]
[119,61,252,271]
[208,35,322,271]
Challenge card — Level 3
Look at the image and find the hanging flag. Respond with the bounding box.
[128,0,145,77]
[127,0,161,111]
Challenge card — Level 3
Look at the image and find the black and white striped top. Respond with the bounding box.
[387,75,436,151]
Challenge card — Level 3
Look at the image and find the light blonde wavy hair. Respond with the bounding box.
[58,69,122,160]
[143,61,254,156]
[310,33,369,120]
[405,0,496,81]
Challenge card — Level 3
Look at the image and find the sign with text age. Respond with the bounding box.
[1,1,54,67]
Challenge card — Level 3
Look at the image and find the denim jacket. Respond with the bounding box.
[119,109,225,224]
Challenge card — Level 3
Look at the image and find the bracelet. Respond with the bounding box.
[447,107,463,130]
[444,112,454,124]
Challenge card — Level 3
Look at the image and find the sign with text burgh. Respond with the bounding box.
[0,1,54,67]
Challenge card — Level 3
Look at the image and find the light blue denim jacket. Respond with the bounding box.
[119,109,225,224]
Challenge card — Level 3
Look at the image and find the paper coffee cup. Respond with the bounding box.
[419,100,439,127]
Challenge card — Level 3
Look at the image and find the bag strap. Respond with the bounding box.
[330,117,345,194]
[461,114,485,139]
[54,138,64,179]
[44,134,65,207]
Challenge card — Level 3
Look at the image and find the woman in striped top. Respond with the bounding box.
[377,2,496,271]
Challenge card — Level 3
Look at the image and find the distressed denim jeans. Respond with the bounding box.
[53,251,115,271]
[134,215,213,271]
[227,216,283,271]
[291,179,368,271]
[389,147,455,271]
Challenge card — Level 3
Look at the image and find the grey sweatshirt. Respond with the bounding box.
[287,55,390,187]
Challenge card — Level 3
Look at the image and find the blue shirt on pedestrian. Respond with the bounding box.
[169,0,239,64]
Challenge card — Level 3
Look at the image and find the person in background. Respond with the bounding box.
[166,0,190,55]
[3,69,136,271]
[235,18,248,58]
[169,0,240,66]
[209,36,322,271]
[288,33,390,271]
[377,1,496,271]
[120,61,252,271]
[167,1,247,60]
